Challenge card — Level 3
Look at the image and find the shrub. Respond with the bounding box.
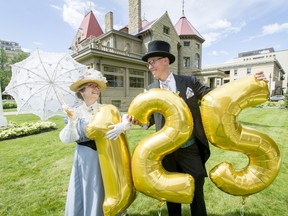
[2,101,17,109]
[0,121,57,141]
[285,93,288,109]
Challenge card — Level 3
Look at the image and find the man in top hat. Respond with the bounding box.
[59,69,130,216]
[138,40,268,216]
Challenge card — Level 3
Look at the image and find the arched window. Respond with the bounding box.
[193,53,200,69]
[183,57,190,67]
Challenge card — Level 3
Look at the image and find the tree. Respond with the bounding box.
[11,51,29,64]
[0,48,29,92]
[0,48,8,69]
[0,48,9,92]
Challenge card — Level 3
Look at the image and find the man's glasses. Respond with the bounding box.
[147,57,164,68]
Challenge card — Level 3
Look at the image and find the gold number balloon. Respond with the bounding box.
[86,104,136,215]
[128,88,195,203]
[201,75,281,196]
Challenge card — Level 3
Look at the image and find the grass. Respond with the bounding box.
[0,108,287,216]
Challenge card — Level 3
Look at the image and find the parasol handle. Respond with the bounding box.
[52,85,67,106]
[53,87,75,119]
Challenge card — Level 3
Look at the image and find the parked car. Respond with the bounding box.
[270,95,285,101]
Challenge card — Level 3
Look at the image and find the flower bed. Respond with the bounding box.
[0,121,57,141]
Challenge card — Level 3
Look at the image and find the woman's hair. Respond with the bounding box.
[75,84,87,100]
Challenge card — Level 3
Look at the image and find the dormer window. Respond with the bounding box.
[163,26,170,35]
[184,41,190,46]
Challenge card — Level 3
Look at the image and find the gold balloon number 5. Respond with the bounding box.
[201,75,281,196]
[128,88,195,203]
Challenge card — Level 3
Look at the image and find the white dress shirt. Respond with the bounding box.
[160,73,176,93]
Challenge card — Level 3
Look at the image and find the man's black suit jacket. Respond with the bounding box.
[146,74,211,166]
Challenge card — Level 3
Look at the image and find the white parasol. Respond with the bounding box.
[4,49,87,120]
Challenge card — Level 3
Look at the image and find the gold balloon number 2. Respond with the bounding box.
[128,88,195,203]
[201,75,281,196]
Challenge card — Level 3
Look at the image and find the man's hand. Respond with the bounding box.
[254,71,268,83]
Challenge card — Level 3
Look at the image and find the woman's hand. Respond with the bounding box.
[62,104,76,120]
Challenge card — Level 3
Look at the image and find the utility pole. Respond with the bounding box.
[0,82,8,126]
[269,73,272,101]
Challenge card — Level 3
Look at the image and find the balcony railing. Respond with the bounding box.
[71,38,142,59]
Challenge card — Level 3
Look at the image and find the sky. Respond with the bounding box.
[1,0,288,66]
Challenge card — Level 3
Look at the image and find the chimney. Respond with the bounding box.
[105,11,113,32]
[129,0,141,34]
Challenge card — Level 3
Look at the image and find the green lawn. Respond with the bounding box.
[0,108,287,216]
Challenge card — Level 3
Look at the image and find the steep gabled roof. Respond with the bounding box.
[70,10,103,48]
[175,16,205,42]
[138,19,157,33]
[81,10,103,38]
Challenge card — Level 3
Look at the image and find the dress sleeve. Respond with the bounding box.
[59,116,80,144]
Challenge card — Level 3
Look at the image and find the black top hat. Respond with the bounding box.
[142,40,175,64]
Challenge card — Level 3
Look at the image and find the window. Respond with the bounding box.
[111,100,121,108]
[183,57,190,67]
[163,26,170,35]
[196,43,200,49]
[246,67,251,75]
[234,69,238,76]
[129,69,145,88]
[183,41,190,46]
[105,74,124,87]
[193,53,200,69]
[103,66,124,87]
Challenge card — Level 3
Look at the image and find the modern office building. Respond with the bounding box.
[202,48,287,95]
[0,39,21,51]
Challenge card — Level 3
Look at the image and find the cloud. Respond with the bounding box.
[202,22,245,47]
[207,50,229,57]
[33,42,44,46]
[206,19,232,30]
[50,4,61,11]
[245,22,288,42]
[262,22,288,35]
[62,0,102,30]
[202,32,221,47]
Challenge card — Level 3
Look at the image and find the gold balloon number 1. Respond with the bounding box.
[86,104,136,215]
[201,75,281,196]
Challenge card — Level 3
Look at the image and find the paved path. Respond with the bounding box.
[3,111,20,116]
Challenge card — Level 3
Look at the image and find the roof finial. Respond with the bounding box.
[182,0,185,17]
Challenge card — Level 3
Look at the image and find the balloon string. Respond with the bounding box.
[157,201,165,216]
[240,196,247,216]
